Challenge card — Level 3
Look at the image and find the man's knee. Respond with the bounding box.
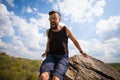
[52,76,60,80]
[39,72,50,80]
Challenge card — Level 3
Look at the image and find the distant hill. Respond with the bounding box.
[107,63,120,73]
[0,52,42,80]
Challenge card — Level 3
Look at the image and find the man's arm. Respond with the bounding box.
[42,29,50,57]
[66,27,87,57]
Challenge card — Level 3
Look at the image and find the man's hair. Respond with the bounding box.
[49,10,61,17]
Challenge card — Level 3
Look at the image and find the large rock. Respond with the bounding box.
[64,55,120,80]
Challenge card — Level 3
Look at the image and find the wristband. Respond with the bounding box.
[80,50,83,53]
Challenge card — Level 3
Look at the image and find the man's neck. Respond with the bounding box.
[52,25,62,32]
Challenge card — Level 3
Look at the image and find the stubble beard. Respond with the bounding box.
[50,23,58,30]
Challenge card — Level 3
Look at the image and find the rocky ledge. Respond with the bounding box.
[64,55,120,80]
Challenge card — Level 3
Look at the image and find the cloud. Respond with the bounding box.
[30,13,49,29]
[48,0,54,3]
[0,3,48,59]
[1,1,120,63]
[0,3,15,38]
[94,15,120,62]
[0,2,68,60]
[5,0,15,7]
[96,15,120,40]
[52,0,105,23]
[25,6,33,13]
[73,38,120,63]
[69,14,120,63]
[22,6,38,14]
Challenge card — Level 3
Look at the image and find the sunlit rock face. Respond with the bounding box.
[64,55,120,80]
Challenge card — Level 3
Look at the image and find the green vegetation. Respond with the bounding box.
[0,52,42,80]
[0,52,120,80]
[108,63,120,73]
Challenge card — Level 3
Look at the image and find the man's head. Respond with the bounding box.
[49,10,61,30]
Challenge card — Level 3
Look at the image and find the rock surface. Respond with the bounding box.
[63,55,120,80]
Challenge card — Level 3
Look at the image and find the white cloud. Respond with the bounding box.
[0,39,7,50]
[94,15,120,62]
[1,1,120,63]
[48,0,54,3]
[52,0,105,23]
[5,0,15,7]
[93,0,105,17]
[68,37,120,63]
[0,3,48,59]
[23,6,38,14]
[26,6,33,13]
[10,12,47,53]
[33,8,38,12]
[79,38,120,63]
[30,13,49,29]
[96,15,120,40]
[0,3,15,38]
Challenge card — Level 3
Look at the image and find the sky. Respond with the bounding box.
[0,0,120,63]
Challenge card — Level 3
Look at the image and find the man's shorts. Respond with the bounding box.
[39,54,69,80]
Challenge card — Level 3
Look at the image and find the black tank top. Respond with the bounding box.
[48,26,68,55]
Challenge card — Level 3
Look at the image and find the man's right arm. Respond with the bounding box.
[42,29,50,57]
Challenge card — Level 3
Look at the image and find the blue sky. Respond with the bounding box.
[0,0,120,63]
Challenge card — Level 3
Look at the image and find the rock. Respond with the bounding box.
[64,55,120,80]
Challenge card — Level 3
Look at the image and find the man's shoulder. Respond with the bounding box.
[46,28,51,36]
[63,26,69,30]
[46,28,51,32]
[63,26,71,31]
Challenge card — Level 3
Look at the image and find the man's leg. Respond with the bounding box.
[52,76,60,80]
[39,72,50,80]
[52,54,69,80]
[39,55,55,80]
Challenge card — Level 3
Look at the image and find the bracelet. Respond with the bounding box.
[80,50,83,53]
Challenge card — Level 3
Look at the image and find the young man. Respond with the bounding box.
[39,10,87,80]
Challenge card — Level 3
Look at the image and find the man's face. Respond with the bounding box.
[49,13,61,30]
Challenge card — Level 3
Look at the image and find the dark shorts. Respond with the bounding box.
[39,54,69,80]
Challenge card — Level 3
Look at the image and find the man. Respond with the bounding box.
[39,10,87,80]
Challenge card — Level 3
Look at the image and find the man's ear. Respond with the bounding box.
[59,17,61,21]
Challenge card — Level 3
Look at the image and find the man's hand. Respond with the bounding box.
[81,53,88,58]
[80,50,88,57]
[41,53,47,58]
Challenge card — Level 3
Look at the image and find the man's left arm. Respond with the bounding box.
[66,27,87,57]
